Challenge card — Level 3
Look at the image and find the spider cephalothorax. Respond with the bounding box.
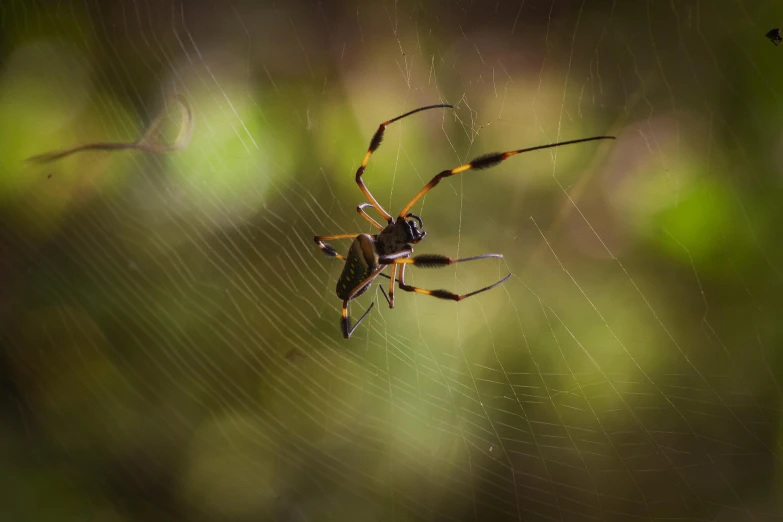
[376,213,425,255]
[314,104,615,338]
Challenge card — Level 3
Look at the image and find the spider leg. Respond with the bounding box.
[395,263,511,302]
[342,301,375,338]
[398,135,615,218]
[386,264,397,308]
[377,246,414,264]
[357,203,384,231]
[314,233,370,261]
[394,252,504,266]
[379,284,391,307]
[341,264,388,339]
[356,104,453,223]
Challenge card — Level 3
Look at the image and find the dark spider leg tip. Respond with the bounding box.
[320,245,338,257]
[459,253,503,262]
[462,273,513,299]
[342,302,376,339]
[370,104,455,154]
[379,285,391,306]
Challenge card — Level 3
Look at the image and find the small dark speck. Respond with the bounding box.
[47,173,52,179]
[766,28,782,46]
[285,349,306,361]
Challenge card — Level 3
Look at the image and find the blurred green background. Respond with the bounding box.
[1,0,782,520]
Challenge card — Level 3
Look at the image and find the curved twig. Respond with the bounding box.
[26,95,194,164]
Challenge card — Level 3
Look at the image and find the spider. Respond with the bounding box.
[314,104,615,338]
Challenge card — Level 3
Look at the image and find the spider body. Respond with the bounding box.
[336,234,378,300]
[315,104,615,338]
[376,213,426,253]
[336,215,426,300]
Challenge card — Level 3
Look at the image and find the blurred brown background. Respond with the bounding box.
[1,0,782,520]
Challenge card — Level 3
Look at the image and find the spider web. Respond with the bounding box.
[1,1,782,521]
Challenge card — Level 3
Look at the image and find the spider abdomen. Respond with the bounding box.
[336,234,379,300]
